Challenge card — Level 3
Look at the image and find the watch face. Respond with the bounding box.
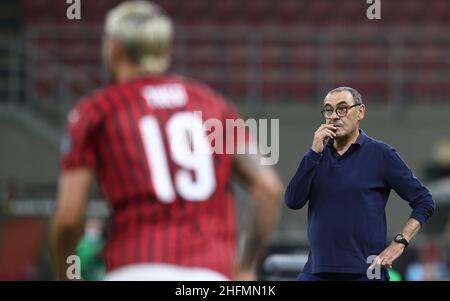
[395,234,403,242]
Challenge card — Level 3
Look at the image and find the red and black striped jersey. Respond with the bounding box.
[61,74,248,278]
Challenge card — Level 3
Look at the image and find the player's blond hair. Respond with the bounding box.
[104,0,173,74]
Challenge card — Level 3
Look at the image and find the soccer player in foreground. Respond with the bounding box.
[50,0,282,281]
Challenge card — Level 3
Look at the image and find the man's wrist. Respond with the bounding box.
[311,147,322,154]
[393,233,409,248]
[306,149,323,164]
[391,240,406,249]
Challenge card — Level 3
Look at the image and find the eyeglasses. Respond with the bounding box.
[321,104,360,118]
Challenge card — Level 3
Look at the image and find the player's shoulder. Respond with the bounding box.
[69,85,115,124]
[78,83,121,113]
[363,132,396,154]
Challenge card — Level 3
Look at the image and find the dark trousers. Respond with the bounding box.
[297,271,389,281]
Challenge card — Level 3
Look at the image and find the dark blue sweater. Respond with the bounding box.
[284,130,436,274]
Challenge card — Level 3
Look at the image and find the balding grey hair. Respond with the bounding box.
[325,87,363,105]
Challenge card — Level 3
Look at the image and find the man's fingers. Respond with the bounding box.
[369,256,380,270]
[381,258,392,268]
[314,129,336,143]
[381,248,403,268]
[324,130,336,138]
[371,245,403,270]
[318,124,337,131]
[373,258,381,269]
[315,125,337,141]
[379,254,395,268]
[323,124,337,130]
[371,256,384,270]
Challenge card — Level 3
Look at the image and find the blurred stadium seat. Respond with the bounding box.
[0,217,46,280]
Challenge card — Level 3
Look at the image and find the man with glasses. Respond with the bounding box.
[285,87,436,281]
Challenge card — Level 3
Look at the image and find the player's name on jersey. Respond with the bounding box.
[143,84,187,109]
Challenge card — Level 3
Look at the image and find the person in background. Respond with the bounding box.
[405,240,447,281]
[75,218,106,281]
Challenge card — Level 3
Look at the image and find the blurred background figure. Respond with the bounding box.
[1,0,450,280]
[75,218,106,281]
[388,269,403,281]
[405,240,448,281]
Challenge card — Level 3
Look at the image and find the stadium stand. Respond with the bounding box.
[0,217,46,280]
[13,0,449,109]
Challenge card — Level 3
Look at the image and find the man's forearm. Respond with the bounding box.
[240,216,276,270]
[400,218,421,242]
[50,216,83,280]
[51,169,93,280]
[240,186,281,270]
[232,152,282,273]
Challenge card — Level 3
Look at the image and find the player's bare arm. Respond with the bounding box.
[50,168,94,280]
[232,152,283,280]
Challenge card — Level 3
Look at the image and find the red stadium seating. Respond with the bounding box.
[19,0,450,103]
[0,218,46,280]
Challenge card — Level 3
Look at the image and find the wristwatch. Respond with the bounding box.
[394,233,409,248]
